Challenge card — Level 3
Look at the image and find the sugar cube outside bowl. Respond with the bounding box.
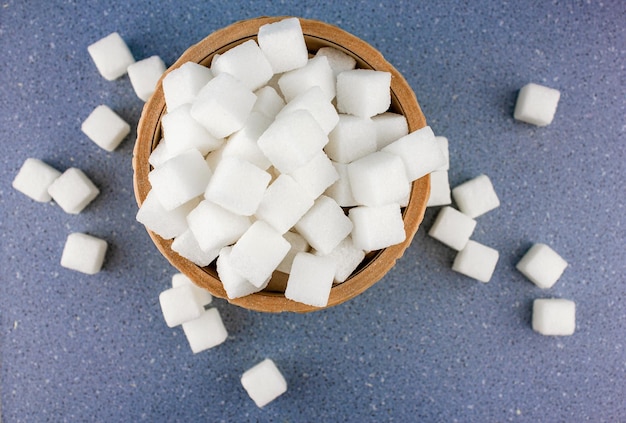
[133,16,430,313]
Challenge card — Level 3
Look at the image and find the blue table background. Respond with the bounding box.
[1,1,624,421]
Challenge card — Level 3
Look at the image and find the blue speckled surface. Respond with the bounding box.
[1,1,625,421]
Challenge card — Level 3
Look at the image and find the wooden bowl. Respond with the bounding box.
[133,16,429,313]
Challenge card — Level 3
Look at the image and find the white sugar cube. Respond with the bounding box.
[435,136,450,171]
[516,243,568,289]
[211,40,273,91]
[47,168,100,214]
[285,252,336,307]
[182,308,228,353]
[171,229,220,267]
[315,46,356,76]
[452,174,500,218]
[255,174,314,234]
[172,273,213,306]
[205,156,271,216]
[148,149,211,210]
[221,112,272,170]
[316,236,365,283]
[452,240,499,283]
[190,72,257,138]
[217,246,268,299]
[426,170,452,207]
[135,190,199,240]
[12,158,61,202]
[278,56,335,102]
[81,105,131,152]
[161,104,224,156]
[336,69,391,118]
[162,61,214,111]
[276,231,310,274]
[325,114,377,163]
[276,86,339,135]
[258,17,308,73]
[186,200,252,253]
[229,221,291,287]
[87,32,135,81]
[252,86,286,119]
[347,151,410,207]
[324,161,357,207]
[289,151,339,199]
[371,112,409,150]
[127,55,166,101]
[514,83,561,127]
[532,299,576,336]
[257,109,328,174]
[148,140,176,168]
[241,358,288,408]
[428,206,477,251]
[159,285,205,327]
[349,203,406,251]
[60,232,108,275]
[295,195,353,255]
[382,126,446,181]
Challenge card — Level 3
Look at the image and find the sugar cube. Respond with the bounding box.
[47,168,100,214]
[162,61,214,111]
[171,229,220,267]
[278,56,335,102]
[12,158,61,202]
[347,151,410,207]
[135,190,199,240]
[258,17,308,73]
[186,200,252,253]
[324,161,357,207]
[349,203,406,251]
[426,170,452,207]
[452,240,499,283]
[211,40,273,91]
[221,112,272,170]
[289,151,339,199]
[532,299,576,336]
[254,174,314,234]
[294,195,353,255]
[241,359,288,408]
[451,174,500,218]
[315,46,357,76]
[148,140,176,168]
[285,252,336,307]
[81,105,131,152]
[514,83,561,127]
[159,285,205,327]
[516,243,568,289]
[371,112,409,150]
[182,308,228,353]
[275,86,339,135]
[252,86,286,119]
[217,246,268,299]
[60,232,108,275]
[172,273,213,306]
[87,32,135,81]
[315,236,365,283]
[336,69,391,118]
[127,55,166,101]
[276,231,310,274]
[325,114,377,163]
[161,104,224,156]
[428,206,477,251]
[435,136,450,171]
[382,126,446,181]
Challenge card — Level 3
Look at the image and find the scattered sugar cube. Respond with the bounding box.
[190,72,257,139]
[276,86,339,135]
[258,17,308,74]
[148,149,211,210]
[371,112,410,150]
[336,69,391,118]
[316,236,365,283]
[205,156,271,216]
[451,174,500,218]
[252,86,286,119]
[127,55,166,101]
[276,231,310,274]
[87,32,135,81]
[60,232,108,275]
[452,240,499,283]
[349,203,406,251]
[294,195,353,255]
[229,221,291,287]
[514,83,561,127]
[254,174,314,234]
[159,285,205,328]
[516,243,568,289]
[172,273,213,306]
[241,358,288,408]
[135,190,199,240]
[382,126,446,181]
[257,109,328,174]
[182,308,228,353]
[426,170,452,207]
[47,168,100,214]
[347,151,410,207]
[315,46,357,76]
[12,158,61,202]
[161,104,224,156]
[325,114,377,163]
[435,136,450,171]
[278,56,335,102]
[217,246,268,299]
[428,206,477,251]
[162,61,214,111]
[532,298,576,336]
[211,40,273,91]
[81,105,131,152]
[221,112,272,170]
[186,200,252,253]
[289,151,339,199]
[171,229,220,267]
[285,252,336,307]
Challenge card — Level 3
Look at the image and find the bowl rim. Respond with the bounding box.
[132,16,430,313]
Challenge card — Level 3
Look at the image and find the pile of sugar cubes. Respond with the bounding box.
[136,17,448,309]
